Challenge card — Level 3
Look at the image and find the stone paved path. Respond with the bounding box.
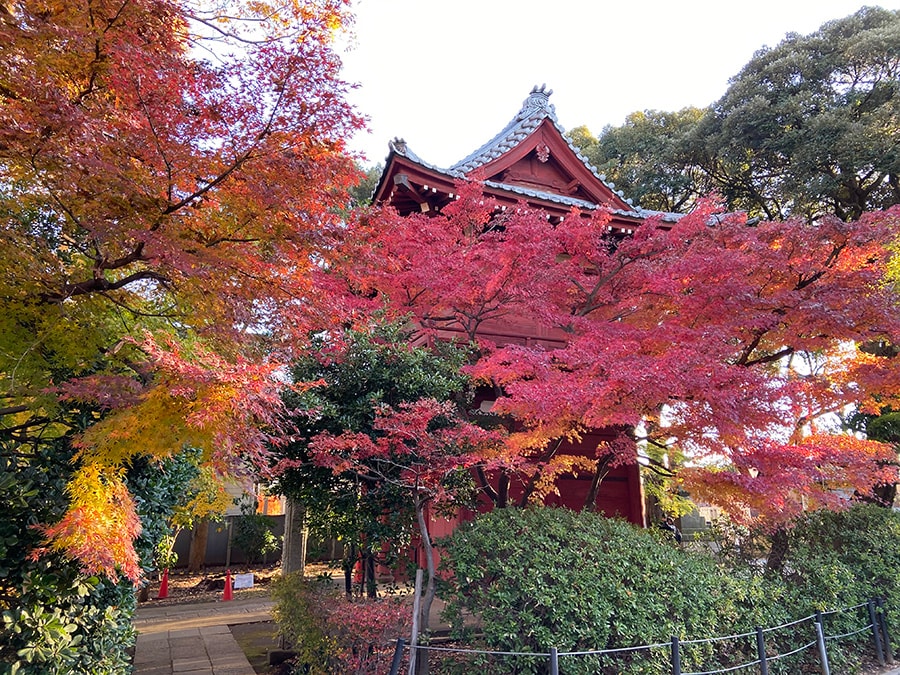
[132,597,273,675]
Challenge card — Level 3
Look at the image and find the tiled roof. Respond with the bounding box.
[384,86,683,223]
[481,180,683,223]
[387,137,457,176]
[447,85,635,206]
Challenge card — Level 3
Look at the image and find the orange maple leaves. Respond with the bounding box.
[2,0,361,582]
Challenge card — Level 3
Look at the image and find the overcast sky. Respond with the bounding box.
[338,1,898,168]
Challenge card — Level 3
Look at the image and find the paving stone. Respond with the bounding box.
[168,627,202,638]
[133,652,171,666]
[133,665,173,675]
[210,667,255,675]
[199,625,231,635]
[172,656,213,672]
[133,597,273,675]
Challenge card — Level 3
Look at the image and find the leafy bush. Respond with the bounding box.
[271,572,410,674]
[436,506,900,675]
[439,507,767,674]
[233,499,281,564]
[779,504,900,617]
[1,435,202,674]
[0,440,137,674]
[773,504,900,671]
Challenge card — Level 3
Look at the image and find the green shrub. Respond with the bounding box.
[443,506,900,674]
[773,504,900,671]
[0,441,137,675]
[439,507,765,674]
[271,573,338,675]
[233,500,281,564]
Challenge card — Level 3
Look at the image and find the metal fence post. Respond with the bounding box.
[755,626,769,675]
[671,636,681,675]
[815,620,831,675]
[549,646,559,675]
[870,599,886,666]
[878,597,894,664]
[389,638,406,675]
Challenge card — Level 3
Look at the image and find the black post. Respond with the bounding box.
[389,638,406,675]
[870,599,886,666]
[671,636,681,675]
[878,597,894,665]
[815,621,831,675]
[756,626,769,675]
[549,647,559,675]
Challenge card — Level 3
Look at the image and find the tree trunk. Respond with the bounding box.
[765,526,789,575]
[584,455,613,511]
[496,473,509,508]
[343,544,356,598]
[475,465,499,506]
[281,498,308,576]
[414,495,435,675]
[188,517,209,573]
[518,440,564,507]
[365,552,376,599]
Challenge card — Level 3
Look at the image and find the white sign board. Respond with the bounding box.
[232,573,254,590]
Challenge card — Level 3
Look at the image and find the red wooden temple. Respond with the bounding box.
[373,86,683,531]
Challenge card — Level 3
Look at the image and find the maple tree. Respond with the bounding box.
[331,183,900,526]
[0,0,362,582]
[306,398,502,641]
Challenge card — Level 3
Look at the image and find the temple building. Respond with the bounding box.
[373,86,683,529]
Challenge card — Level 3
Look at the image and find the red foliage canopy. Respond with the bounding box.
[332,182,900,523]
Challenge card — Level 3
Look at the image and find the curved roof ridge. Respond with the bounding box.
[387,137,464,177]
[449,84,556,174]
[447,85,643,208]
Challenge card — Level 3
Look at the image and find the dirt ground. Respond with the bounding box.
[138,561,338,606]
[139,562,280,605]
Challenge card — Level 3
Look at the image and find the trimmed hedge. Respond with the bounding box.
[438,505,899,675]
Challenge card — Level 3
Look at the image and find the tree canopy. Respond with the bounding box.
[329,183,900,525]
[570,7,900,221]
[0,0,361,581]
[273,323,473,567]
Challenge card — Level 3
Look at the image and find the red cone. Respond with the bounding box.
[156,568,169,599]
[223,569,233,601]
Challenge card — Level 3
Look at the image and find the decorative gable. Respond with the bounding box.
[448,85,631,211]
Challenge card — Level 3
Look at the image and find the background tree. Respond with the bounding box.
[701,6,900,221]
[568,107,710,213]
[570,7,900,221]
[349,163,384,207]
[0,0,361,584]
[146,457,233,574]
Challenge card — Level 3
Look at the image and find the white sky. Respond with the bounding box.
[338,1,898,168]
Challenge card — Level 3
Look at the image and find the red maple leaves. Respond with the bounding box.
[332,184,900,523]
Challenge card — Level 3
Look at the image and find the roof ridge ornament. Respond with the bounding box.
[389,137,408,155]
[518,84,554,119]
